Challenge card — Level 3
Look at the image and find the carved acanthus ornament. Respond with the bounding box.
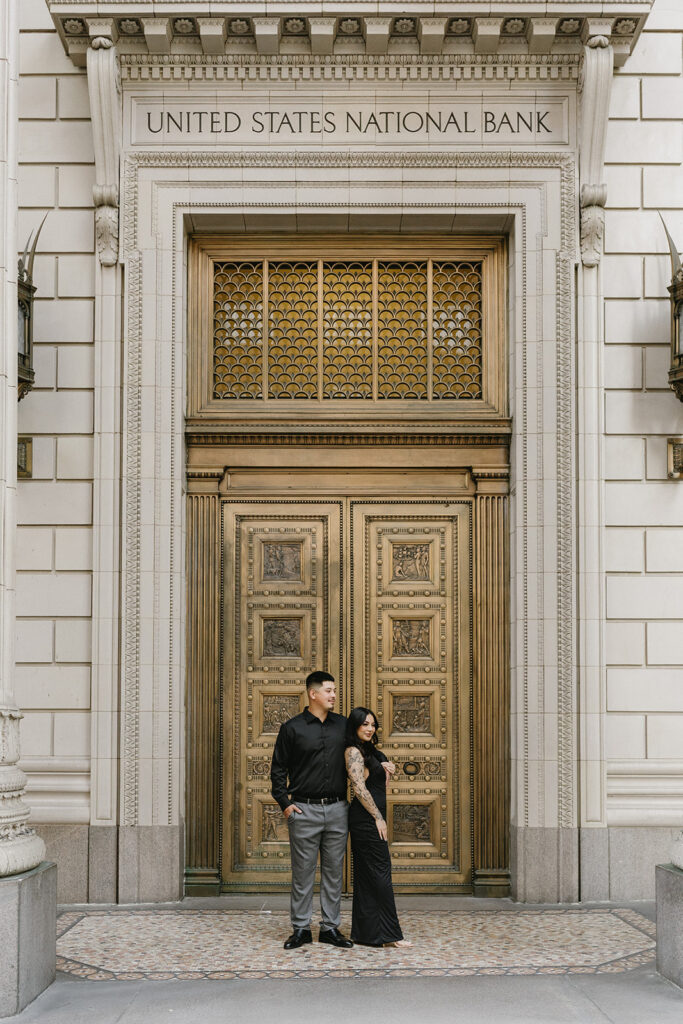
[86,23,121,266]
[578,26,614,268]
[0,708,45,875]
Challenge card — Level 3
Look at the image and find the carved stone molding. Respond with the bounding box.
[578,23,614,268]
[0,709,46,875]
[119,148,577,842]
[119,51,581,83]
[86,23,121,266]
[48,4,651,65]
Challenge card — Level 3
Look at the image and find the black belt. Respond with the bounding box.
[295,795,345,805]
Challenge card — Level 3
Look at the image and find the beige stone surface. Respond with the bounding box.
[9,0,683,904]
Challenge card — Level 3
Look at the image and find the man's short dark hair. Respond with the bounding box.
[306,670,335,692]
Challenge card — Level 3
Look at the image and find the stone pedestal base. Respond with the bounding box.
[0,863,56,1017]
[656,863,683,990]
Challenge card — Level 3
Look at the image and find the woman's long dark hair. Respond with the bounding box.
[345,706,380,768]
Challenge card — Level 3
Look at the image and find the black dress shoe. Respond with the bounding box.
[284,928,312,950]
[319,927,354,948]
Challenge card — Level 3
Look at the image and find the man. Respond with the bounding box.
[270,670,353,950]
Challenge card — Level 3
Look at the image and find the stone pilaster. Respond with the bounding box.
[0,0,45,877]
[576,19,614,897]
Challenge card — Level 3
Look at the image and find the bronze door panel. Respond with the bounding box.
[218,495,474,891]
[350,502,473,889]
[221,501,342,888]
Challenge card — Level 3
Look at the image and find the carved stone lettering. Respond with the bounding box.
[393,804,431,843]
[391,543,431,581]
[392,618,431,658]
[135,98,568,146]
[262,541,303,581]
[261,804,288,843]
[263,618,301,657]
[262,694,300,732]
[393,695,431,733]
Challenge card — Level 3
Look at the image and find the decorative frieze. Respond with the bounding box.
[119,52,582,84]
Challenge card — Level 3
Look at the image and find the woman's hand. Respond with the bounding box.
[382,761,396,777]
[375,817,388,841]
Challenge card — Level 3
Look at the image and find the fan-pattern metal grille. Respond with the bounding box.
[268,261,318,399]
[213,262,263,399]
[323,261,373,399]
[432,261,483,399]
[377,261,428,399]
[212,258,483,402]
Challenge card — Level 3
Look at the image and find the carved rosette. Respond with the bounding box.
[87,32,121,266]
[0,708,46,876]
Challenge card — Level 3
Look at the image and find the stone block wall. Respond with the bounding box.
[16,0,93,901]
[602,0,683,896]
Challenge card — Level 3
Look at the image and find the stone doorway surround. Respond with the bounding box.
[39,1,651,904]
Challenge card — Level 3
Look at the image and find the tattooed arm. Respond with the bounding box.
[345,747,388,841]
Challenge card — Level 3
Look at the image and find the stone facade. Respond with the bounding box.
[9,0,683,903]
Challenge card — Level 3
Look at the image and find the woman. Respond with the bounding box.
[345,707,411,947]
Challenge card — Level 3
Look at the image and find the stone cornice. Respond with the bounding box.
[47,3,652,68]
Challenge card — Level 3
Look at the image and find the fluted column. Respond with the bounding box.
[0,0,45,877]
[472,470,509,896]
[185,479,222,894]
[576,20,614,897]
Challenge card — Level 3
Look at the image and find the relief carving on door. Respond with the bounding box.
[391,618,432,658]
[220,503,342,887]
[392,695,431,734]
[262,542,303,581]
[392,805,433,844]
[350,503,473,888]
[262,618,302,658]
[392,543,431,581]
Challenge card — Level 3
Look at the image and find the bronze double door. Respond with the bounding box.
[221,495,473,892]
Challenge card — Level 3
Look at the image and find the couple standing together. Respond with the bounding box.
[270,670,411,950]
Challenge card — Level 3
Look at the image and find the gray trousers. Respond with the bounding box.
[287,800,349,931]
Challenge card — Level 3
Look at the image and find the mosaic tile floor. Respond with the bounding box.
[56,908,656,981]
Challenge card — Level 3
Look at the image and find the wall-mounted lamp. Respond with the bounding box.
[17,215,47,402]
[661,216,683,403]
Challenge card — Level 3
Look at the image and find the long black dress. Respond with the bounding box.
[349,748,404,946]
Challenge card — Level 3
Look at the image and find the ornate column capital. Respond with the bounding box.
[471,468,509,495]
[86,19,121,266]
[578,21,615,268]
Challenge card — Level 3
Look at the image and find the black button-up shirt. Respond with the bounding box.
[270,708,348,810]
